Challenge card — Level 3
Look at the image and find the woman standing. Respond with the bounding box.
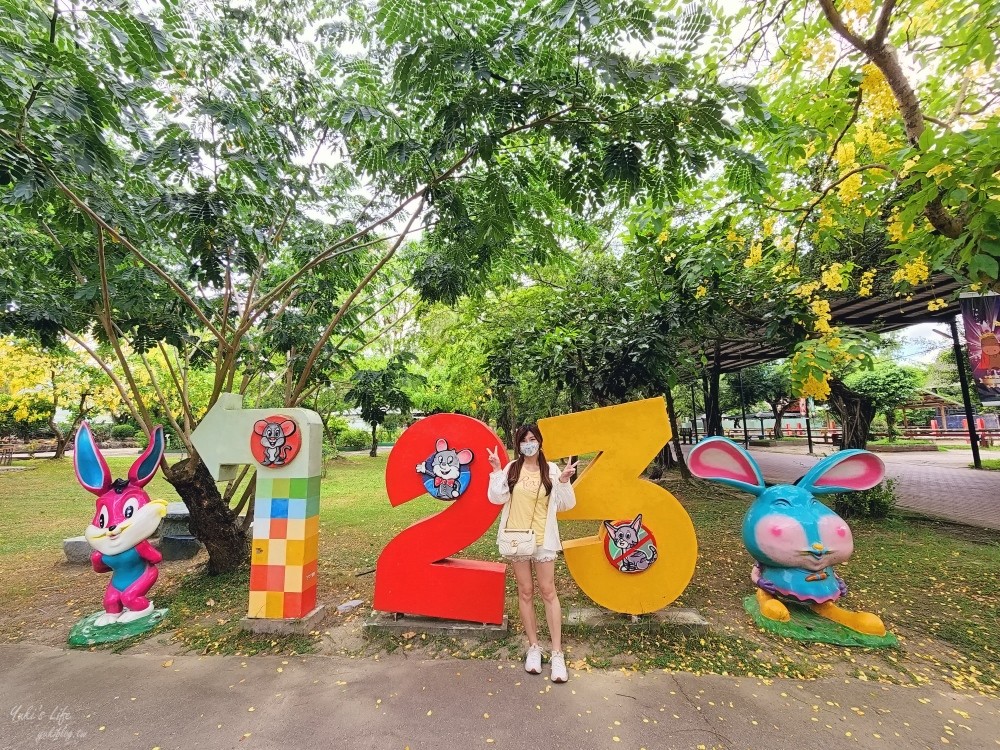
[487,425,577,683]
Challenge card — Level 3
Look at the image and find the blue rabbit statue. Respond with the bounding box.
[689,437,887,636]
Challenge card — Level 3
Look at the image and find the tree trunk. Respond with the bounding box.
[369,424,378,457]
[704,351,724,436]
[162,456,248,574]
[827,379,876,450]
[885,410,898,442]
[770,404,784,439]
[664,386,691,480]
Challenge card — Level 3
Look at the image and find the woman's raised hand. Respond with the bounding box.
[487,445,502,471]
[558,460,578,483]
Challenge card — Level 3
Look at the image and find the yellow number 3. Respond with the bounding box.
[539,397,698,614]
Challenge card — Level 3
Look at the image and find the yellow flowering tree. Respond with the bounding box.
[0,337,122,458]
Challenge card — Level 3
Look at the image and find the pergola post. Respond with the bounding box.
[950,317,983,470]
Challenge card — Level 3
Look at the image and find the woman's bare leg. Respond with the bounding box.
[533,560,561,652]
[511,560,538,645]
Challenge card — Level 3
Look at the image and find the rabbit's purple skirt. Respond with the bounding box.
[753,563,848,604]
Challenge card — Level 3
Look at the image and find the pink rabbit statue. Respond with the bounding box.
[74,422,168,626]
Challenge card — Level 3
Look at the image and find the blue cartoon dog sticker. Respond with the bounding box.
[416,438,474,500]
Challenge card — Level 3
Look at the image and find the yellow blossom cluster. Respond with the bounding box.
[817,212,835,230]
[858,268,877,297]
[843,0,873,17]
[821,262,846,291]
[800,372,832,401]
[834,142,856,170]
[794,280,821,298]
[762,216,777,236]
[888,212,908,243]
[657,230,670,244]
[810,298,833,333]
[695,285,708,299]
[744,242,763,268]
[891,254,930,286]
[927,298,948,311]
[838,172,863,203]
[770,259,799,280]
[861,64,898,121]
[854,121,894,160]
[726,228,742,246]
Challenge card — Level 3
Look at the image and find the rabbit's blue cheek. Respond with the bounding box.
[753,514,807,566]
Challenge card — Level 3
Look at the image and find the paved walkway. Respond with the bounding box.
[2,643,997,750]
[734,447,1000,531]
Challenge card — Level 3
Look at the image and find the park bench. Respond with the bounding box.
[679,427,693,444]
[0,448,11,467]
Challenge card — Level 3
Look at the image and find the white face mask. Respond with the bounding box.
[519,442,539,457]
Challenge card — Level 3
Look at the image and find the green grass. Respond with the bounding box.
[0,457,182,557]
[867,438,935,446]
[974,459,1000,470]
[2,454,999,692]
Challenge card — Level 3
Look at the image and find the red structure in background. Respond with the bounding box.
[375,414,509,624]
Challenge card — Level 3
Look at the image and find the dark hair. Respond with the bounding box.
[506,424,553,496]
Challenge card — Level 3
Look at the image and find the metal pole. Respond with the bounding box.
[702,374,712,436]
[690,382,699,441]
[737,369,750,447]
[804,397,814,454]
[950,317,983,469]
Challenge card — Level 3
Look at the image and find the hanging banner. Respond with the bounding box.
[961,293,1000,406]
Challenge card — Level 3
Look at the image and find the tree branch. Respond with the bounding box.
[868,0,897,49]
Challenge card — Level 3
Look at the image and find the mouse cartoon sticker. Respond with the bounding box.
[251,416,301,468]
[416,438,474,500]
[603,514,658,574]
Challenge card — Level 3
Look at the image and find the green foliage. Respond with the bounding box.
[831,478,898,520]
[337,428,372,452]
[110,423,139,440]
[845,361,920,438]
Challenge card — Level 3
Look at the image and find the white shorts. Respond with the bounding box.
[502,548,558,564]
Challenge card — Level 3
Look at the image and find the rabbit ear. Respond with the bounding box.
[797,450,885,495]
[688,437,766,497]
[128,426,165,488]
[74,422,111,495]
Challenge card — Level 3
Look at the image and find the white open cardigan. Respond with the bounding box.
[487,461,576,552]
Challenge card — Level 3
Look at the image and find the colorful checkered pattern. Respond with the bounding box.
[248,475,321,619]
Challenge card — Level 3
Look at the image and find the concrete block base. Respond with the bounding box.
[240,605,327,636]
[159,535,202,561]
[63,536,91,565]
[363,612,509,640]
[563,606,709,633]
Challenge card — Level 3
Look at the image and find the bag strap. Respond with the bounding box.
[503,465,546,532]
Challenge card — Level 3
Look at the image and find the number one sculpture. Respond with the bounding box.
[192,393,324,624]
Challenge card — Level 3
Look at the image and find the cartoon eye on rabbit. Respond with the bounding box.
[416,438,473,499]
[75,423,168,627]
[604,515,658,573]
[689,437,887,636]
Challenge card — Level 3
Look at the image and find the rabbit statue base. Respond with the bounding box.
[68,607,168,647]
[744,595,898,648]
[689,437,896,645]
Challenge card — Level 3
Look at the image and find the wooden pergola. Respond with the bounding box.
[696,273,986,467]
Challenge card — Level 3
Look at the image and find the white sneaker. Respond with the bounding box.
[524,644,543,674]
[549,651,568,683]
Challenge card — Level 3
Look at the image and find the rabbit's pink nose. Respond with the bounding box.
[837,527,848,537]
[770,525,783,537]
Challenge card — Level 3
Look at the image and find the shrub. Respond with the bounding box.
[89,423,113,441]
[337,428,371,451]
[832,478,897,520]
[111,424,139,440]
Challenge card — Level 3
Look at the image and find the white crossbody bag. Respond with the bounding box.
[497,476,544,556]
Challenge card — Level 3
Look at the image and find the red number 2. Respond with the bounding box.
[374,414,509,624]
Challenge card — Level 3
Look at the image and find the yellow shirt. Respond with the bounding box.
[506,466,549,535]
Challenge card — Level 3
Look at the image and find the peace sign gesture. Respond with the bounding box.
[487,445,503,472]
[558,460,578,484]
